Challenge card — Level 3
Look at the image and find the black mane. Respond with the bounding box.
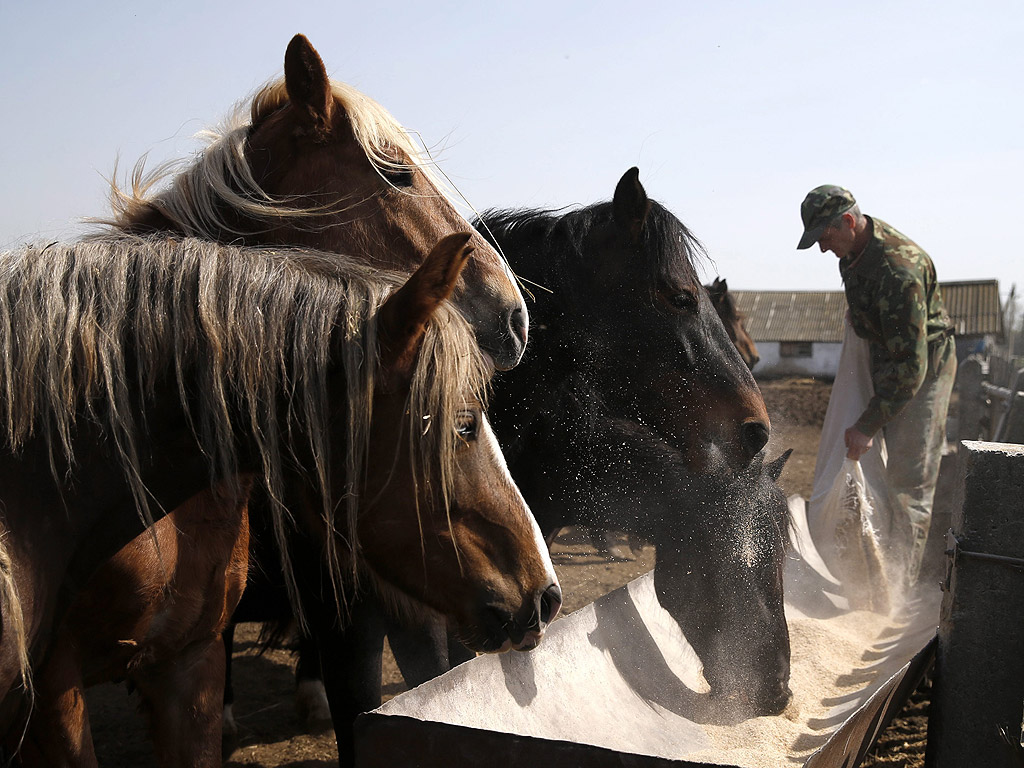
[476,200,706,312]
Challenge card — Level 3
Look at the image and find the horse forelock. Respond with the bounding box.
[0,237,483,605]
[640,202,704,289]
[102,77,456,240]
[406,302,491,518]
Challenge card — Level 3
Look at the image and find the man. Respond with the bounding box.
[797,184,956,584]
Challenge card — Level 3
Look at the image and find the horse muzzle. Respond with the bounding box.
[466,580,562,653]
[482,304,528,371]
[710,676,794,717]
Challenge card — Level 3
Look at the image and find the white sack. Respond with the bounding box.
[805,321,894,613]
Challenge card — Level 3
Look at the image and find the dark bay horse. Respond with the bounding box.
[707,277,759,369]
[0,235,558,766]
[109,34,527,371]
[467,168,791,713]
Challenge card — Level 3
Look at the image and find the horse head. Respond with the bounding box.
[707,277,759,370]
[483,167,768,472]
[652,449,794,716]
[110,34,527,370]
[354,234,560,653]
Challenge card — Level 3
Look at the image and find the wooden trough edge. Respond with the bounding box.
[353,620,937,767]
[804,636,934,768]
[354,713,719,768]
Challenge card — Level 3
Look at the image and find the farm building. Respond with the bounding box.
[731,279,1004,378]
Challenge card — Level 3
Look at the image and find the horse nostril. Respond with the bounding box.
[742,420,770,458]
[539,582,562,625]
[509,307,527,344]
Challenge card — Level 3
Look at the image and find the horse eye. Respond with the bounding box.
[455,412,478,441]
[667,290,698,313]
[380,166,416,188]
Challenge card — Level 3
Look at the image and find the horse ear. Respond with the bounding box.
[766,449,793,482]
[612,167,651,241]
[377,233,474,382]
[284,34,334,134]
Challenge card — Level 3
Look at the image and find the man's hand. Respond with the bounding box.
[844,426,873,460]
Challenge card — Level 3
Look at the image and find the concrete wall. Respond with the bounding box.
[754,341,842,379]
[929,441,1024,766]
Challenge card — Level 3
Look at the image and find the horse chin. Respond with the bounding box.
[452,613,549,655]
[482,336,525,372]
[472,307,528,371]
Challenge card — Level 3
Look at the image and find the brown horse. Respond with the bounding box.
[0,235,558,766]
[107,34,528,371]
[89,33,542,764]
[707,277,759,369]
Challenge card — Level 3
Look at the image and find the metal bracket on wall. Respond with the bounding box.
[943,528,1024,592]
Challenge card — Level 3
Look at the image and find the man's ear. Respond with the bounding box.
[377,233,474,385]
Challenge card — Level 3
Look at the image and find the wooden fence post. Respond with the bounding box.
[928,441,1024,767]
[955,356,985,442]
[994,368,1024,442]
[997,390,1024,445]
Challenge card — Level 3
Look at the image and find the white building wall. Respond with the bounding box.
[754,342,843,379]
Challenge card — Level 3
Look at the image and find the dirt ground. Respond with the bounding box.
[82,375,927,767]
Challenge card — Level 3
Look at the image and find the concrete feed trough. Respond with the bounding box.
[355,497,939,767]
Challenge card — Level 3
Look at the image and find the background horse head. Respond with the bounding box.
[103,34,527,370]
[651,449,793,716]
[707,277,759,369]
[478,167,769,473]
[507,373,793,715]
[0,235,557,750]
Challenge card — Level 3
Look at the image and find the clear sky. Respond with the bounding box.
[2,1,1020,302]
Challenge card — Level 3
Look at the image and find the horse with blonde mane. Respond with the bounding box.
[0,233,558,767]
[71,33,546,765]
[108,34,528,372]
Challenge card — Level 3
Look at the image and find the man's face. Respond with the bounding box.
[817,214,856,259]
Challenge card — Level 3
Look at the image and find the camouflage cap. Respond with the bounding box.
[797,185,856,249]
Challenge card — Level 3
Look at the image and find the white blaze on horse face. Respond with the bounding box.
[479,413,557,589]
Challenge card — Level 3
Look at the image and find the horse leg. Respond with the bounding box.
[384,610,456,688]
[221,621,239,760]
[308,591,386,768]
[132,636,226,768]
[294,631,331,733]
[14,634,97,767]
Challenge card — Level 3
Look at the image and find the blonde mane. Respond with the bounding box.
[102,78,455,238]
[0,235,488,623]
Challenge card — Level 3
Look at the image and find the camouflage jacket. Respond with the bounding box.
[839,217,953,436]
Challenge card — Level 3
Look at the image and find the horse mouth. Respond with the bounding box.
[457,582,560,653]
[461,627,546,654]
[483,337,525,371]
[457,607,553,654]
[709,681,794,717]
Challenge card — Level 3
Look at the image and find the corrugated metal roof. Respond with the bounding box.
[730,280,1002,342]
[941,280,1004,336]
